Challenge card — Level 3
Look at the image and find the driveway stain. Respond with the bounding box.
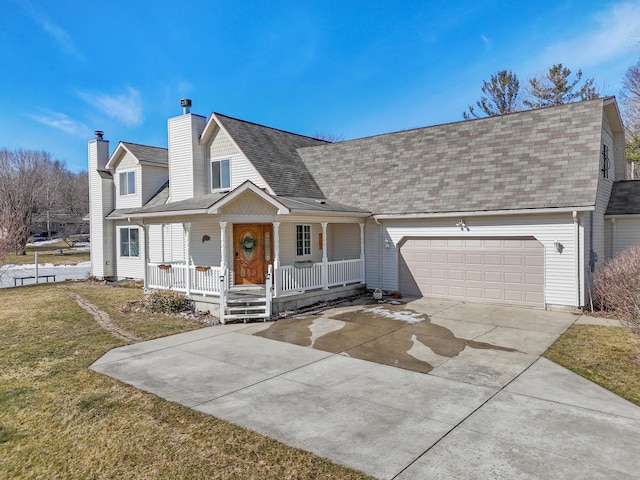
[255,304,516,373]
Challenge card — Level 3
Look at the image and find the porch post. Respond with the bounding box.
[272,221,280,297]
[143,224,150,291]
[160,223,165,263]
[184,223,191,295]
[359,222,366,284]
[219,222,227,270]
[322,222,329,290]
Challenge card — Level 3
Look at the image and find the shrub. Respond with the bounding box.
[593,245,640,334]
[146,290,192,314]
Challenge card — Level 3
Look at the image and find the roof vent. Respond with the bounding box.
[315,199,327,204]
[94,130,104,140]
[180,98,192,115]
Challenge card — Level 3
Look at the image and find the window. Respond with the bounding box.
[211,159,231,190]
[601,144,610,179]
[119,171,135,195]
[296,224,311,256]
[120,228,139,257]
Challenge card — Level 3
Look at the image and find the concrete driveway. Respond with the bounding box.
[91,298,640,479]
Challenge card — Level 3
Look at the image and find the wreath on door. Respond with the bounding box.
[240,234,258,254]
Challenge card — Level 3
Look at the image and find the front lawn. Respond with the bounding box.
[0,282,371,479]
[544,323,640,406]
[5,241,90,266]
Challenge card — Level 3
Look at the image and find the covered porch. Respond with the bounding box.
[130,182,369,321]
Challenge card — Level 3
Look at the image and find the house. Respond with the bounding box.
[88,97,631,320]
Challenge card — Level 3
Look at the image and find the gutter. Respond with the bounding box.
[374,206,595,220]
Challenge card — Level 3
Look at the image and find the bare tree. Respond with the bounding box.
[312,130,345,142]
[620,59,640,166]
[463,69,521,119]
[0,149,64,255]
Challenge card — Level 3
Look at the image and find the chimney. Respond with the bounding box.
[180,98,192,115]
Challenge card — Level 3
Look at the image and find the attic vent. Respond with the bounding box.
[315,200,326,204]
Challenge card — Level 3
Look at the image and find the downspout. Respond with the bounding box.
[374,216,383,290]
[573,211,580,308]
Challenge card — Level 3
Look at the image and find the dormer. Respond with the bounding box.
[106,142,169,209]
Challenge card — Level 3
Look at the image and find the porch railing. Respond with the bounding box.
[278,258,363,294]
[148,258,363,297]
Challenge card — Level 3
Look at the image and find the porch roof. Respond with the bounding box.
[107,182,369,220]
[606,180,640,216]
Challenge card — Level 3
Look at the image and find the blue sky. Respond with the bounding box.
[1,0,639,172]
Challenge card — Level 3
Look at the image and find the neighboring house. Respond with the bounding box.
[31,213,89,238]
[88,97,631,319]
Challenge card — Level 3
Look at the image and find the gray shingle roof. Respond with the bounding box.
[606,181,640,215]
[297,99,607,215]
[214,113,327,198]
[122,142,168,166]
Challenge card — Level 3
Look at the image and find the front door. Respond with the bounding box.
[233,224,273,285]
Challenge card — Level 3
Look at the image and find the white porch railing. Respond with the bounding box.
[148,258,363,297]
[148,263,225,295]
[278,259,363,294]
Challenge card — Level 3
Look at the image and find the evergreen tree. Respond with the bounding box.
[524,64,599,108]
[463,69,520,119]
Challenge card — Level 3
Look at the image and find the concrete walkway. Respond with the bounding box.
[91,300,640,479]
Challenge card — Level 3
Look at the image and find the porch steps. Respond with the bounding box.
[222,289,270,322]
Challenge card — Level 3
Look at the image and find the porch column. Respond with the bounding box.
[160,223,165,263]
[322,222,329,290]
[359,222,366,284]
[219,222,228,271]
[272,222,280,297]
[143,224,150,291]
[184,223,191,295]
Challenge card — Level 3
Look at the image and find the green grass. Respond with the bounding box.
[544,324,640,406]
[0,282,372,480]
[6,241,90,266]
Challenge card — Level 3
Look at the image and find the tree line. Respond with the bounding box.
[0,149,88,256]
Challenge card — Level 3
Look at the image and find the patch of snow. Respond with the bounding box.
[308,318,345,347]
[366,306,425,324]
[0,261,91,288]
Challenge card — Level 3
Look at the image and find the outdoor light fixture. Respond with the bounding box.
[456,219,468,231]
[384,239,391,248]
[554,240,564,253]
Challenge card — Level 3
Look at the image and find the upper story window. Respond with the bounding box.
[601,144,610,179]
[211,158,231,191]
[120,227,139,257]
[119,171,136,195]
[296,224,311,256]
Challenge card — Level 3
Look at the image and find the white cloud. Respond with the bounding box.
[536,1,640,69]
[79,88,144,127]
[22,1,82,59]
[481,34,491,49]
[28,111,90,137]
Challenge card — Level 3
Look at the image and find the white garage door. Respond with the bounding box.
[399,237,544,308]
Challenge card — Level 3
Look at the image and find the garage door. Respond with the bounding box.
[399,237,544,308]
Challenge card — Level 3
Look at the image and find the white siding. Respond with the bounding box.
[328,223,361,260]
[210,129,239,157]
[381,213,580,307]
[148,224,163,263]
[114,165,142,209]
[141,165,169,205]
[593,122,615,272]
[364,218,381,289]
[168,114,206,202]
[114,223,145,279]
[88,138,114,278]
[189,221,221,266]
[278,222,323,265]
[612,218,640,255]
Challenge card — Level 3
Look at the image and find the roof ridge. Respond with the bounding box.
[213,112,329,143]
[121,141,167,151]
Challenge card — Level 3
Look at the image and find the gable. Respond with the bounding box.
[220,190,277,215]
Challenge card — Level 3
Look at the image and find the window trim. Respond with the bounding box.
[296,224,312,257]
[119,227,140,258]
[211,157,231,191]
[119,170,136,196]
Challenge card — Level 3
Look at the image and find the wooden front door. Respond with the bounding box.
[233,224,273,285]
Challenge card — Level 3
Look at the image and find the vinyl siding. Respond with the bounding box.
[115,166,142,209]
[88,139,114,278]
[141,165,169,205]
[381,213,579,307]
[328,223,361,260]
[613,218,640,255]
[593,122,615,272]
[364,218,381,289]
[189,221,221,266]
[278,222,323,265]
[114,223,145,279]
[148,224,163,263]
[168,114,206,202]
